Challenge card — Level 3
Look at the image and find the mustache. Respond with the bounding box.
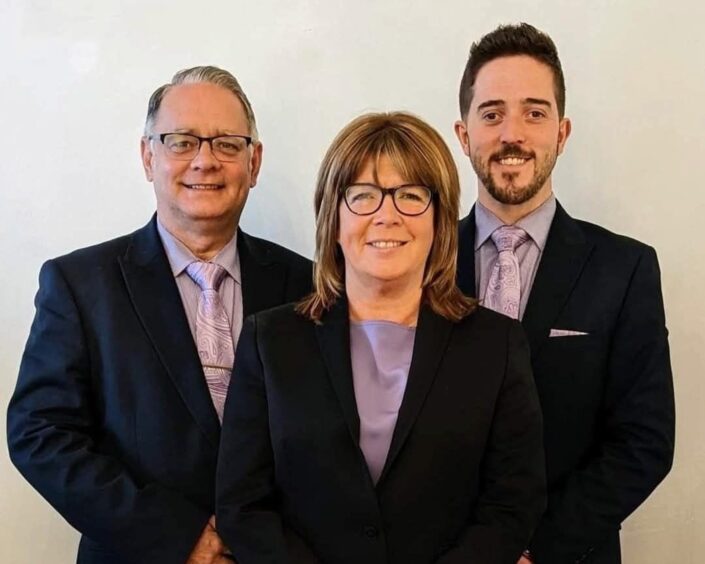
[491,145,535,160]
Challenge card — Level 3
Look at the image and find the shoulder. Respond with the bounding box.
[574,217,655,257]
[42,227,140,280]
[251,302,312,334]
[556,203,657,264]
[240,232,312,272]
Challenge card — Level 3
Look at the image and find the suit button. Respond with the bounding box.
[364,525,379,538]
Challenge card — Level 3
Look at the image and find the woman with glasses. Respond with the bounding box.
[216,112,546,564]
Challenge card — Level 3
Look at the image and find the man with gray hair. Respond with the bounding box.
[8,66,312,563]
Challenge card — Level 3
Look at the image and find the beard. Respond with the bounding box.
[470,143,558,205]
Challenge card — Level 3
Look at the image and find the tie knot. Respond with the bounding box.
[491,225,529,252]
[186,261,227,292]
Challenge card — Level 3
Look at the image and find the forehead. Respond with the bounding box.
[153,82,248,133]
[472,55,557,108]
[354,154,413,185]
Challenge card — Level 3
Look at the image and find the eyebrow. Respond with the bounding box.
[476,97,553,112]
[172,127,241,136]
[476,99,505,112]
[524,97,552,108]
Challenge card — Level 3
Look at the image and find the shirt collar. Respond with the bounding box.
[474,194,556,251]
[156,218,241,284]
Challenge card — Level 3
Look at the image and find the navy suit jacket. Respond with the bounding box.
[216,299,546,564]
[7,216,312,564]
[457,202,675,564]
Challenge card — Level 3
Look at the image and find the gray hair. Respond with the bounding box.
[144,65,259,141]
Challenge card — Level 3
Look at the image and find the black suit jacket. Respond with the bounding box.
[457,202,675,564]
[216,299,546,564]
[7,216,312,564]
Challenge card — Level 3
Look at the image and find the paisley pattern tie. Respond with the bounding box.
[186,261,234,422]
[484,226,530,319]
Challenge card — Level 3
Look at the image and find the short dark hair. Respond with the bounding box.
[459,23,566,119]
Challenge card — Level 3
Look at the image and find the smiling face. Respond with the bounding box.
[337,155,434,293]
[455,55,571,209]
[141,82,262,238]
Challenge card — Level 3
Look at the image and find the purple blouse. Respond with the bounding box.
[350,320,416,484]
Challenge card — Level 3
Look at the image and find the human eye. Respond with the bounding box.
[527,109,547,120]
[481,111,502,123]
[349,186,377,202]
[166,134,197,152]
[215,137,246,154]
[398,187,427,202]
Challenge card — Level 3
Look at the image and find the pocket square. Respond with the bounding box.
[549,328,589,337]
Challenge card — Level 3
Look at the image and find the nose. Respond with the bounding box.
[190,140,221,170]
[373,192,402,224]
[499,113,526,145]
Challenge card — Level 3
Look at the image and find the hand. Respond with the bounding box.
[517,555,533,564]
[186,516,234,564]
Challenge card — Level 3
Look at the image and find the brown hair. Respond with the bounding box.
[459,23,566,119]
[296,111,477,322]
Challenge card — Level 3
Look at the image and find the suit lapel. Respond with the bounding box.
[239,230,286,318]
[315,299,360,444]
[378,306,453,485]
[522,203,594,357]
[119,216,220,448]
[457,209,477,298]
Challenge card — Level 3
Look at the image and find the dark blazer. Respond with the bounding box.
[216,299,546,564]
[457,202,675,564]
[7,216,312,564]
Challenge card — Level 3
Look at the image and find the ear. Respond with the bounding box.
[140,136,155,182]
[557,117,572,156]
[453,120,471,157]
[248,141,264,188]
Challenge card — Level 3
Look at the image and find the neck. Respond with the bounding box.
[158,214,238,261]
[478,183,553,225]
[346,276,422,326]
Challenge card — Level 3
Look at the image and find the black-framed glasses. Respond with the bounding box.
[343,183,434,216]
[151,133,252,162]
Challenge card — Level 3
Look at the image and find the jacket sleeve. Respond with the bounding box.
[216,315,319,564]
[437,321,547,564]
[529,247,675,563]
[6,259,210,564]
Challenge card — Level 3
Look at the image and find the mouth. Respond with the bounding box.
[366,240,408,249]
[182,183,225,190]
[494,156,532,166]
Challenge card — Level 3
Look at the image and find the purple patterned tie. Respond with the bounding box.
[484,226,530,319]
[186,261,234,423]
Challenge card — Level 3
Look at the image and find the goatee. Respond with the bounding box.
[470,143,557,205]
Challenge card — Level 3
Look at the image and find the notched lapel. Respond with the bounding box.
[522,204,594,358]
[457,209,477,298]
[315,299,360,444]
[379,306,453,485]
[239,231,286,318]
[119,218,221,448]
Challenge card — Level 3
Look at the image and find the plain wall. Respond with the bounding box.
[1,0,703,562]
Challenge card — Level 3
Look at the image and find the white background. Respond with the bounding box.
[1,1,703,562]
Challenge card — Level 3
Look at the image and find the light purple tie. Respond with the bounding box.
[186,261,234,422]
[485,226,530,319]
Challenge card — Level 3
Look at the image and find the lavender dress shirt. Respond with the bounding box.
[350,320,416,484]
[474,195,556,319]
[156,219,244,352]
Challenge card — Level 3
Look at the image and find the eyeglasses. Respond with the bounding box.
[150,133,252,162]
[343,183,434,216]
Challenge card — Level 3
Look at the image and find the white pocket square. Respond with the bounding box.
[549,328,589,337]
